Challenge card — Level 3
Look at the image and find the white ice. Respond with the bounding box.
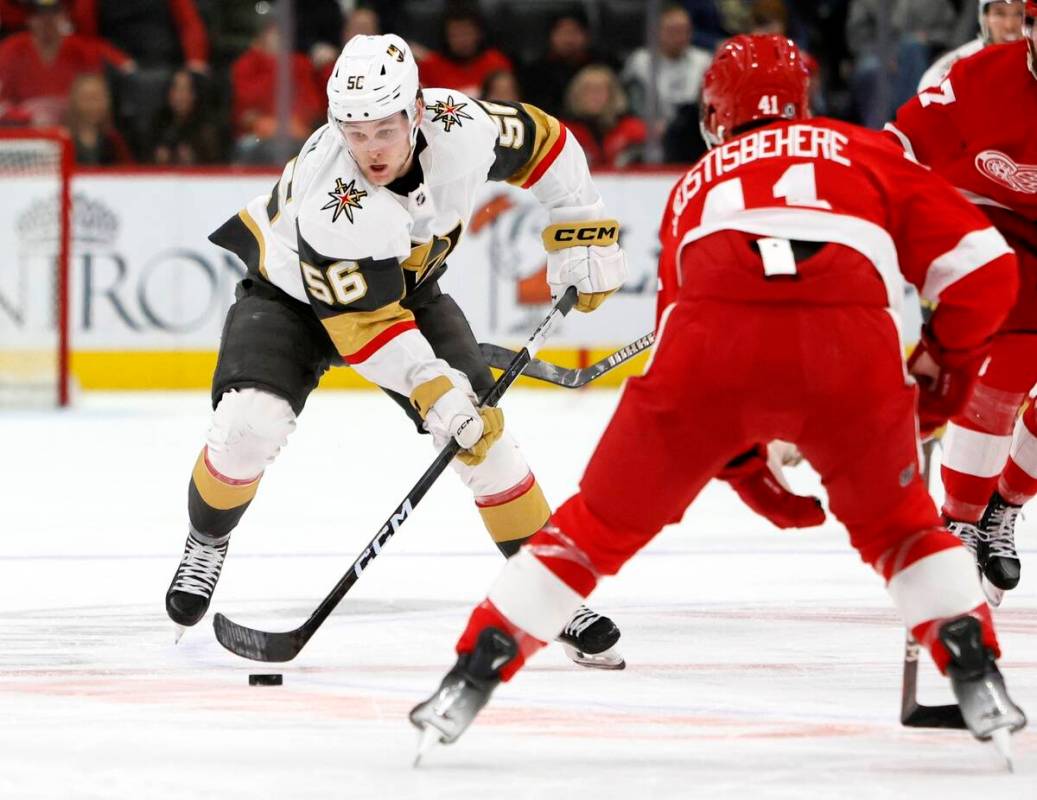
[1,389,1034,800]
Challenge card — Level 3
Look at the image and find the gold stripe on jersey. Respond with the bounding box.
[191,449,262,510]
[238,209,269,280]
[478,480,551,543]
[505,103,562,187]
[321,301,416,358]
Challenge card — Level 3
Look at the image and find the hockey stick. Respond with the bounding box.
[478,331,655,389]
[899,436,965,729]
[212,287,580,662]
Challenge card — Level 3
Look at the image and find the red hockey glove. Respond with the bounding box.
[907,331,987,439]
[718,444,826,529]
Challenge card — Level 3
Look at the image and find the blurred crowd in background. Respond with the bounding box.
[0,0,1008,168]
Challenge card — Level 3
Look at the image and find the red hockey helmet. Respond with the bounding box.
[699,35,810,149]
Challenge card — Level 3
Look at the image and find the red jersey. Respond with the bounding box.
[887,40,1037,226]
[564,115,648,169]
[418,49,512,98]
[0,32,130,124]
[657,118,1017,352]
[230,48,323,136]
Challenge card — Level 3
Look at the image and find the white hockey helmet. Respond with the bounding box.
[326,34,422,141]
[979,0,1025,43]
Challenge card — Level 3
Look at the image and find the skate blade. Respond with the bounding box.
[981,577,1005,608]
[989,726,1013,772]
[562,643,626,670]
[413,726,442,768]
[173,624,186,644]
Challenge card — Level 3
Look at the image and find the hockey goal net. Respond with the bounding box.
[0,129,72,406]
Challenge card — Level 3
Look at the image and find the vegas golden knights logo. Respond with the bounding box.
[428,96,473,132]
[321,178,367,224]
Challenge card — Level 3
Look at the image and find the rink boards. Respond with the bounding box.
[2,167,925,391]
[61,169,670,390]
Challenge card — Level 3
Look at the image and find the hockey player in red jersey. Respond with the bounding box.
[886,1,1037,605]
[410,34,1027,763]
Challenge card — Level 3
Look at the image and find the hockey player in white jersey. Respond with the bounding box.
[164,34,628,668]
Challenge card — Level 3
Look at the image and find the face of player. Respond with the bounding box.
[340,104,423,186]
[987,2,1026,43]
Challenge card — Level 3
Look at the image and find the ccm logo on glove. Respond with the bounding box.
[410,375,505,466]
[542,220,620,252]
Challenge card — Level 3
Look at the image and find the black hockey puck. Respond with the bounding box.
[248,673,283,686]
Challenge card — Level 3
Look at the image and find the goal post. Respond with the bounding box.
[0,128,72,407]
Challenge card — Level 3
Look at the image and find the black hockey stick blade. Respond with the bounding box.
[900,634,966,729]
[479,331,655,389]
[213,613,304,663]
[212,288,579,662]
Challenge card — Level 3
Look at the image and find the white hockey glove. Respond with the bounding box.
[542,204,628,313]
[409,374,504,466]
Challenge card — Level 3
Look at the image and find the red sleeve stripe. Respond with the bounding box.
[475,471,536,508]
[920,227,1014,300]
[521,125,569,189]
[343,319,418,363]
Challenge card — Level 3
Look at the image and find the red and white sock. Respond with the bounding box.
[454,520,603,680]
[941,383,1024,521]
[998,402,1037,506]
[879,527,998,671]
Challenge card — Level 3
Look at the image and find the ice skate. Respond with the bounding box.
[945,518,984,563]
[557,605,625,670]
[979,493,1022,593]
[165,530,230,637]
[409,627,517,764]
[944,518,1001,604]
[939,616,1026,771]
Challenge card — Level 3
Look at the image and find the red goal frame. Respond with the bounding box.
[0,127,73,406]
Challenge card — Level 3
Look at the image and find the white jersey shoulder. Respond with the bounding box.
[417,88,498,178]
[918,38,984,91]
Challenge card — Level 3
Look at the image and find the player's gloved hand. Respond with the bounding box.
[718,444,826,529]
[543,204,628,313]
[410,374,504,466]
[907,330,987,439]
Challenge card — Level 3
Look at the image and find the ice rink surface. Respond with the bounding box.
[1,389,1035,800]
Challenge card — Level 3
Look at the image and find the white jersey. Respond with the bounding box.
[918,38,984,91]
[210,88,603,397]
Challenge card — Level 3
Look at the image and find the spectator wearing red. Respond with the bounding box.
[0,0,133,126]
[70,0,208,72]
[65,72,133,164]
[231,9,322,142]
[562,64,646,169]
[418,2,511,97]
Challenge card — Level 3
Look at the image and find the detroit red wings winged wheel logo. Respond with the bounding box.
[321,177,368,223]
[428,95,473,132]
[975,150,1037,194]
